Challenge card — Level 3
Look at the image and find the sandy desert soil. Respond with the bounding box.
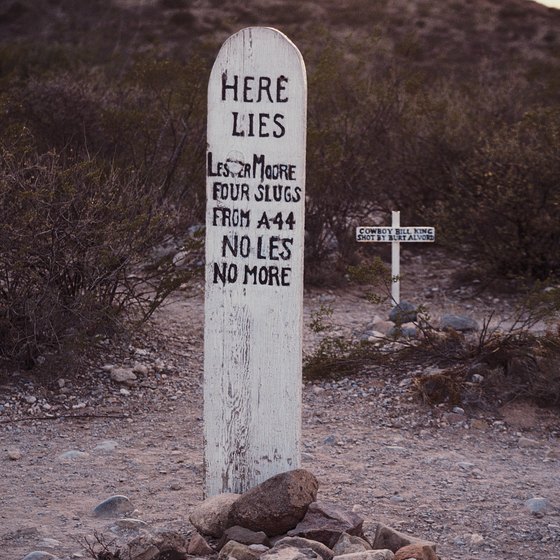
[1,250,559,560]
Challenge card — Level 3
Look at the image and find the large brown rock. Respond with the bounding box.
[287,502,364,548]
[372,525,435,554]
[228,469,319,537]
[190,493,241,537]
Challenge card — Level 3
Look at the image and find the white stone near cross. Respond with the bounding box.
[356,211,435,306]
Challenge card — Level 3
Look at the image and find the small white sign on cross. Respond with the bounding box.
[356,211,435,306]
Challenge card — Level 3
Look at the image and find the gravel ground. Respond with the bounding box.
[1,252,559,560]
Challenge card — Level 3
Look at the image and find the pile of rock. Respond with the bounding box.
[360,301,480,343]
[21,469,439,560]
[186,469,438,560]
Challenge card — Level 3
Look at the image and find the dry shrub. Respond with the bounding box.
[482,331,560,407]
[0,41,208,374]
[0,141,192,369]
[1,53,208,214]
[437,108,560,280]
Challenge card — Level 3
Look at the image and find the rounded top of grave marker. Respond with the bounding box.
[215,27,305,67]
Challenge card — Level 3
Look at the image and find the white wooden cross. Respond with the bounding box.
[356,211,435,306]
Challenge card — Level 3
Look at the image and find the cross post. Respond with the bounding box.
[355,212,435,308]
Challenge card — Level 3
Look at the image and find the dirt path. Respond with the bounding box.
[1,253,559,559]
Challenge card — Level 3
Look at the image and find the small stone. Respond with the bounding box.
[471,374,484,383]
[153,359,166,372]
[394,543,437,560]
[249,544,270,553]
[37,538,62,549]
[287,501,364,548]
[332,551,393,560]
[388,323,417,339]
[173,250,189,268]
[8,526,40,540]
[371,321,395,335]
[545,448,560,461]
[58,450,89,461]
[470,419,488,430]
[452,406,465,415]
[324,435,336,445]
[57,379,66,388]
[469,533,484,546]
[273,537,334,560]
[110,367,137,386]
[7,448,22,460]
[153,530,188,556]
[389,301,417,324]
[525,497,549,517]
[443,412,465,425]
[22,553,58,560]
[373,524,436,554]
[385,446,407,453]
[389,495,405,503]
[132,363,149,375]
[518,437,541,449]
[93,495,135,518]
[114,518,148,530]
[218,526,271,550]
[457,461,475,470]
[170,481,183,491]
[333,533,371,555]
[262,544,321,560]
[120,388,131,396]
[218,540,260,560]
[127,538,159,560]
[440,314,479,332]
[93,440,118,453]
[188,532,215,556]
[24,395,37,404]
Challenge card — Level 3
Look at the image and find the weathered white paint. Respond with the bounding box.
[391,211,400,306]
[356,212,435,305]
[204,27,307,497]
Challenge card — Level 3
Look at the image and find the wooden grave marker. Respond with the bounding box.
[356,211,435,305]
[204,27,307,497]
